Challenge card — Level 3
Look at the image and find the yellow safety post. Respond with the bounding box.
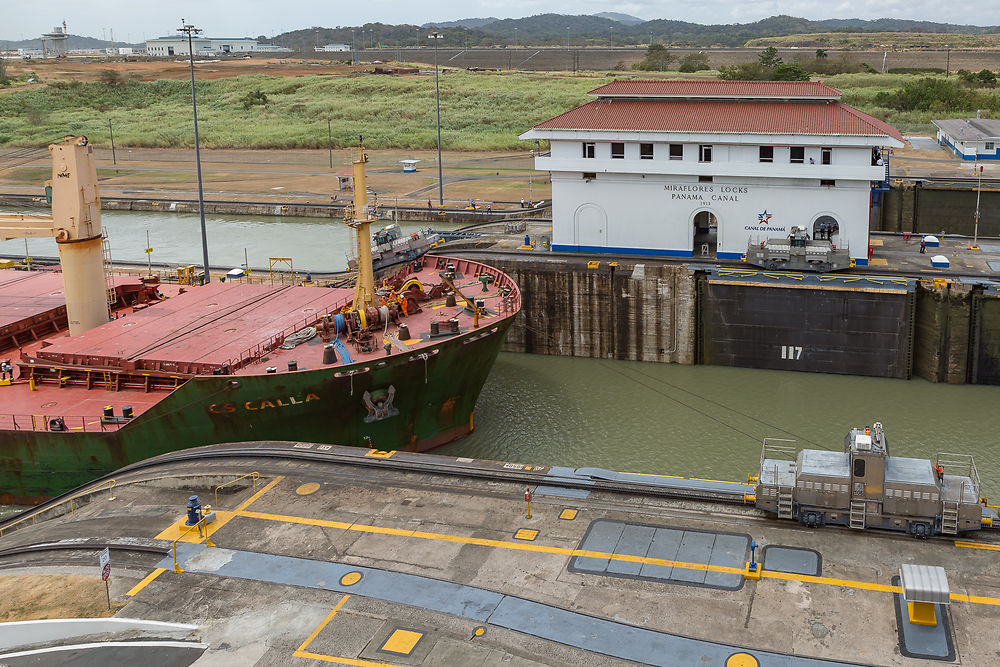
[524,487,532,519]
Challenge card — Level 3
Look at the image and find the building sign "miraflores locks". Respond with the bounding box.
[664,184,747,202]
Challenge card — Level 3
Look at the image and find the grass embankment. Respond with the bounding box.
[748,32,1000,49]
[827,73,999,135]
[0,68,989,148]
[0,70,608,151]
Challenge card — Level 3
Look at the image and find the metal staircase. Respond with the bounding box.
[941,501,960,535]
[849,499,867,529]
[777,486,794,520]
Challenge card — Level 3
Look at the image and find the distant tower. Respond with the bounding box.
[42,20,69,58]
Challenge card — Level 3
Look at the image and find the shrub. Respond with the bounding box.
[772,63,810,81]
[240,89,269,109]
[873,77,997,112]
[632,44,675,72]
[98,70,122,86]
[678,52,710,73]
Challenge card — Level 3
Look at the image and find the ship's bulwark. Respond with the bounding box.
[2,316,514,503]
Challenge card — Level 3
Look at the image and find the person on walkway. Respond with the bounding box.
[486,203,492,212]
[427,199,432,209]
[920,238,926,254]
[1,360,11,381]
[520,197,525,208]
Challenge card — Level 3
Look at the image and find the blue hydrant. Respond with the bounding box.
[185,495,202,526]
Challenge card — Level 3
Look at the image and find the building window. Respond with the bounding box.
[986,142,995,151]
[611,142,625,159]
[790,147,805,164]
[640,143,654,160]
[698,145,712,163]
[820,179,835,186]
[669,144,683,160]
[582,142,595,159]
[759,146,773,163]
[582,172,596,180]
[821,147,832,165]
[698,176,713,183]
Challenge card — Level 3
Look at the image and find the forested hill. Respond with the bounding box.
[272,14,1000,50]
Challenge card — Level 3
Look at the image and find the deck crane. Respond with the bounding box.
[0,136,110,336]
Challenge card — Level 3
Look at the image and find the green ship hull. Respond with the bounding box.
[1,315,514,503]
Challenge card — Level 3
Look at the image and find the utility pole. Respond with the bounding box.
[429,32,444,206]
[327,118,333,169]
[179,20,211,283]
[973,164,983,250]
[108,119,116,165]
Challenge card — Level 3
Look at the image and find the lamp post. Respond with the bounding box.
[429,32,444,205]
[351,30,355,65]
[973,164,983,249]
[565,26,569,50]
[514,27,517,48]
[178,20,211,283]
[945,45,951,76]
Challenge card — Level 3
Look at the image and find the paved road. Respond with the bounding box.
[2,643,205,667]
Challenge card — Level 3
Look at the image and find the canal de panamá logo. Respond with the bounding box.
[757,210,773,224]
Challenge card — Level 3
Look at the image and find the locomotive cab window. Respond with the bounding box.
[853,458,866,477]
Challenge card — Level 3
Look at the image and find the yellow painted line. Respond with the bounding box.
[869,239,884,246]
[295,650,405,666]
[868,258,889,266]
[126,568,165,597]
[234,475,285,512]
[296,594,349,652]
[293,594,407,666]
[235,508,1000,607]
[154,510,237,542]
[955,540,1000,551]
[620,471,746,485]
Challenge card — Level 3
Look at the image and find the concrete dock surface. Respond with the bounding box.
[0,450,998,666]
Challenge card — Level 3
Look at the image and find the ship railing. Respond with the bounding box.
[172,517,215,573]
[220,296,354,372]
[0,480,116,538]
[937,452,981,503]
[0,414,126,433]
[759,438,797,486]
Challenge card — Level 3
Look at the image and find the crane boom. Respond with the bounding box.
[0,136,110,335]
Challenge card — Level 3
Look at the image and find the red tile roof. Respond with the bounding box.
[531,99,903,141]
[589,79,842,99]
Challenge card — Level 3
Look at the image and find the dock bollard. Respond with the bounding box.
[745,539,762,580]
[524,487,532,519]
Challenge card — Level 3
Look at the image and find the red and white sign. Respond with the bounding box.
[99,547,111,581]
[524,487,532,502]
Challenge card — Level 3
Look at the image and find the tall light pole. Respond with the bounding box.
[514,27,517,48]
[429,32,444,205]
[179,20,211,283]
[565,26,569,49]
[973,164,983,249]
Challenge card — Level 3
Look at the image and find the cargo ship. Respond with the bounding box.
[0,138,521,503]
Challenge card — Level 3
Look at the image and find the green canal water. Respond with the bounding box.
[0,210,459,273]
[444,353,1000,494]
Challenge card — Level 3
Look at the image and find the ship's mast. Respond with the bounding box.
[349,138,377,311]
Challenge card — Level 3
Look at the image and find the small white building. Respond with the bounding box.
[933,117,1000,160]
[315,44,351,52]
[520,80,903,265]
[145,36,257,57]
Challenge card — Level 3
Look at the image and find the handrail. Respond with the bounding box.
[214,472,260,508]
[172,517,215,573]
[0,479,116,538]
[0,413,126,433]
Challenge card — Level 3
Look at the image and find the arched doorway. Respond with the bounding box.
[574,204,607,248]
[812,215,841,246]
[693,210,718,257]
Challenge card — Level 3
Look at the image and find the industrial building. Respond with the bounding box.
[144,36,288,56]
[933,116,1000,160]
[315,44,351,52]
[520,80,903,265]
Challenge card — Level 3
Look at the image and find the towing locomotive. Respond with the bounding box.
[754,423,989,536]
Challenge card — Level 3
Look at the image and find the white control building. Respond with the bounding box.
[520,80,903,265]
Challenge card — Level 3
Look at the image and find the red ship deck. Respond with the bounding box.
[34,281,354,374]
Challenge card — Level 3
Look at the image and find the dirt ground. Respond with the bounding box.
[0,574,126,621]
[5,57,365,83]
[0,146,551,208]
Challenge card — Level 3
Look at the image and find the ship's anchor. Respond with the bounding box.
[363,385,398,423]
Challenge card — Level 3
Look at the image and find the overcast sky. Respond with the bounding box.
[3,0,998,42]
